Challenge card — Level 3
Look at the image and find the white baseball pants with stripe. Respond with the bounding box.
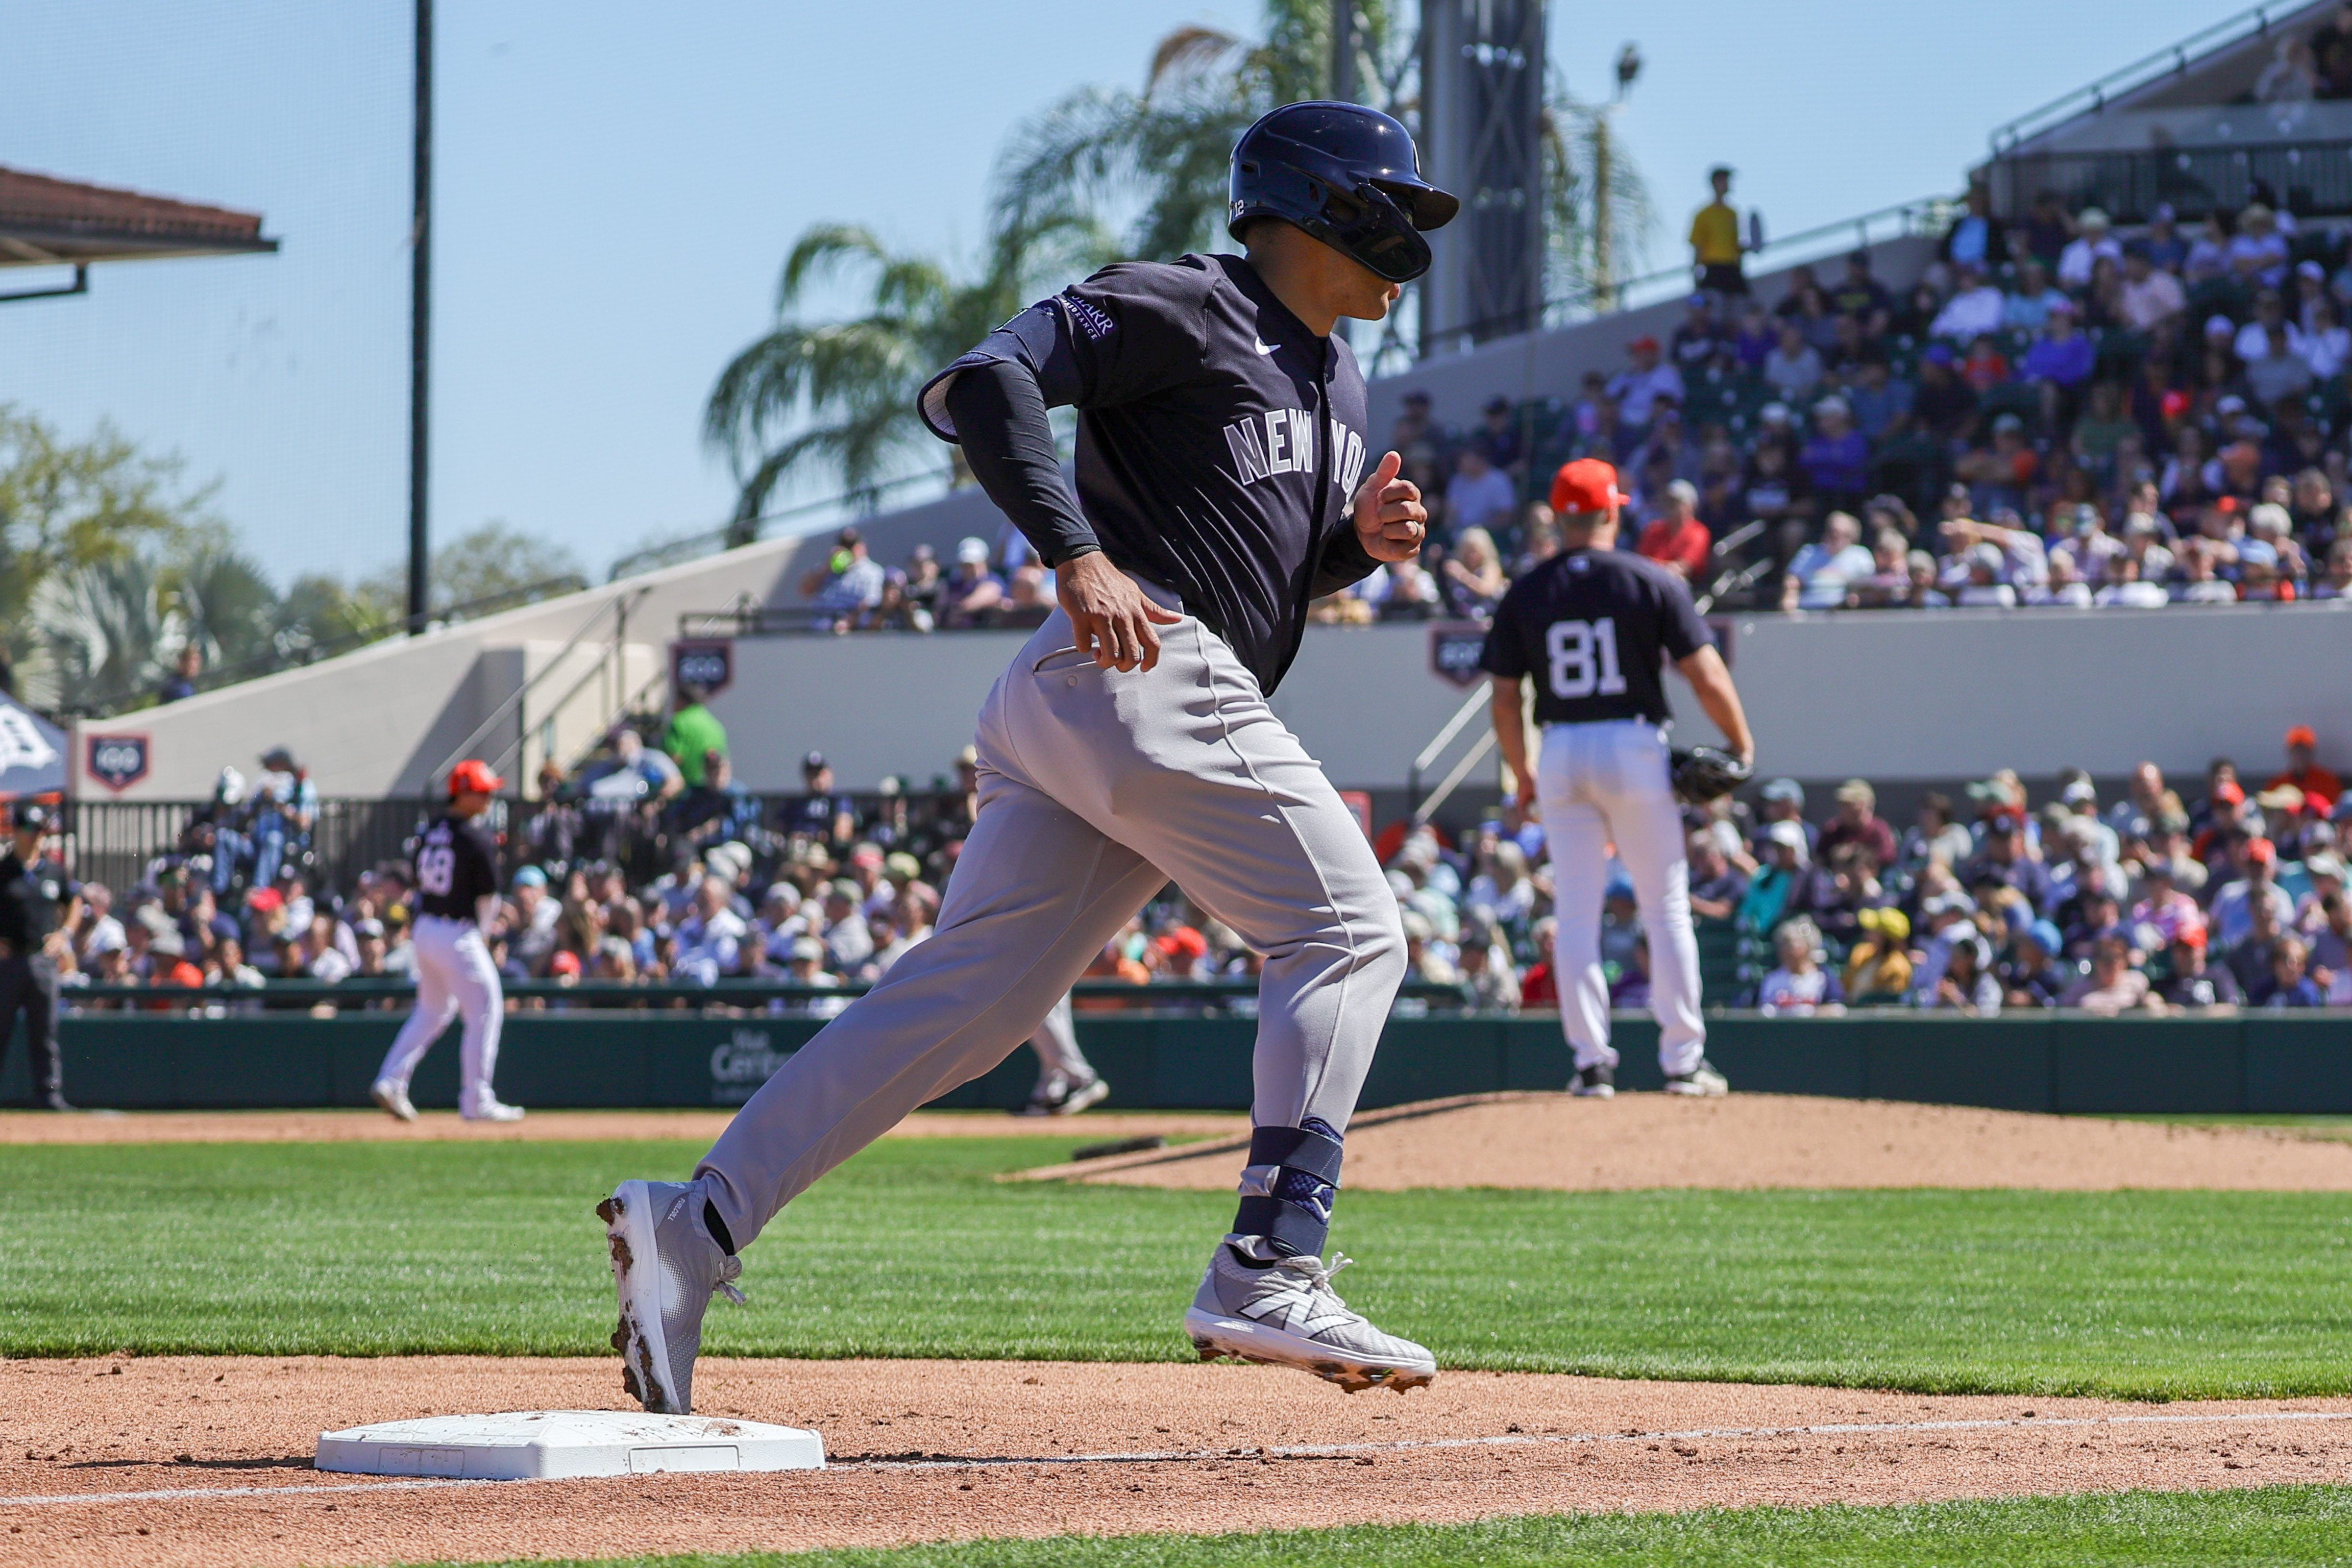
[1536,718,1706,1078]
[373,915,507,1114]
[1026,992,1095,1097]
[696,594,1406,1249]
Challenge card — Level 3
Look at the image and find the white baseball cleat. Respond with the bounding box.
[1055,1074,1111,1115]
[1664,1058,1730,1096]
[1184,1234,1436,1395]
[1570,1065,1616,1098]
[369,1078,418,1123]
[461,1095,526,1122]
[597,1178,743,1415]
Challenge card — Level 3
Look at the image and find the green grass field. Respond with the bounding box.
[432,1486,2352,1567]
[8,1134,2350,1399]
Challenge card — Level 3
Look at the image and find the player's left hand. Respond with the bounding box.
[1353,449,1426,561]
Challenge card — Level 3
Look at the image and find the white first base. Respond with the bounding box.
[316,1410,826,1480]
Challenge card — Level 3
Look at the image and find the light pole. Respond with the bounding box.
[408,0,433,634]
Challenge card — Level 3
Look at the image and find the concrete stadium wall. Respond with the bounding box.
[703,600,2352,794]
[75,233,1959,802]
[15,1009,2352,1114]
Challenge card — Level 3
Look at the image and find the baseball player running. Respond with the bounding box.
[1020,991,1109,1115]
[1481,460,1755,1098]
[370,759,525,1123]
[600,101,1456,1414]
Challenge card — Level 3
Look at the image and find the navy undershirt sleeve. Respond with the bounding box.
[1307,526,1382,601]
[940,360,1102,569]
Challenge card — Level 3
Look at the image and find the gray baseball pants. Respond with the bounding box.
[697,593,1405,1249]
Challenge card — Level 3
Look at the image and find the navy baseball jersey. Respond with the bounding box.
[1478,547,1715,726]
[920,254,1380,693]
[0,853,75,947]
[413,815,501,920]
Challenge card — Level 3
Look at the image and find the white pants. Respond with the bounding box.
[696,602,1404,1249]
[374,916,506,1112]
[1536,719,1705,1077]
[1026,992,1095,1099]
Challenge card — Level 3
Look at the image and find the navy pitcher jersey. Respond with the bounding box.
[920,254,1380,693]
[1478,546,1715,726]
[413,815,501,919]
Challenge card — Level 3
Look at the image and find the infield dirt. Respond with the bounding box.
[6,1354,2352,1568]
[1025,1092,2352,1191]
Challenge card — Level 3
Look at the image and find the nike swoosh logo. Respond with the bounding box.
[1253,338,1277,355]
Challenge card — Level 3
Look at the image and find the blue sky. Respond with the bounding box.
[0,0,2257,587]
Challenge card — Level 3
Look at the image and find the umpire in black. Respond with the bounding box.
[0,802,78,1110]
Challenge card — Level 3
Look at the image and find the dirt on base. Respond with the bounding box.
[2,1355,2348,1568]
[0,1109,1242,1146]
[1020,1093,2352,1192]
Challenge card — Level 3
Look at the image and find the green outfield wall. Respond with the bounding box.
[7,1010,2352,1115]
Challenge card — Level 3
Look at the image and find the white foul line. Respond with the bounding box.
[5,1408,2350,1509]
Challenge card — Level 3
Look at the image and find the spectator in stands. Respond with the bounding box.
[1440,527,1509,620]
[672,875,748,986]
[1756,916,1843,1015]
[2210,837,2297,947]
[1762,323,1823,405]
[1841,906,1911,1004]
[1636,480,1711,581]
[940,536,1007,627]
[2118,242,2187,331]
[2003,260,2068,332]
[2270,725,2343,811]
[2230,204,2289,289]
[1689,165,1746,296]
[1781,510,1873,610]
[1391,389,1437,453]
[2254,932,2327,1007]
[2059,933,2158,1015]
[2158,926,2236,1009]
[1467,395,1526,476]
[662,685,728,789]
[1670,294,1723,372]
[1687,830,1747,925]
[158,644,202,704]
[1962,809,2055,916]
[504,865,560,978]
[2308,889,2352,1004]
[2000,920,2069,1008]
[1354,554,1445,619]
[251,748,318,890]
[2057,209,2121,290]
[2225,894,2288,997]
[1445,447,1518,541]
[1800,399,1870,518]
[1939,182,2005,271]
[1931,263,2006,342]
[805,527,886,631]
[1819,779,1897,866]
[1609,336,1684,429]
[1923,926,2001,1014]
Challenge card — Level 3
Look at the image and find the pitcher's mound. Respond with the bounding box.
[1015,1093,2352,1192]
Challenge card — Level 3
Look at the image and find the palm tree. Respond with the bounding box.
[993,0,1406,267]
[703,211,1111,543]
[995,2,1649,343]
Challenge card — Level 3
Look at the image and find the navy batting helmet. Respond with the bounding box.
[1228,102,1458,284]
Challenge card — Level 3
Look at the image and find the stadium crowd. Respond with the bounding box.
[782,178,2352,628]
[42,692,2351,1018]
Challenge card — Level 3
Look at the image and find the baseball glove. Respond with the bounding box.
[1670,746,1752,805]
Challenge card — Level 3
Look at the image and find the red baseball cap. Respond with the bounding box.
[1627,335,1660,355]
[2287,724,2318,748]
[2247,836,2277,864]
[447,759,504,797]
[2214,780,2246,806]
[1551,459,1628,515]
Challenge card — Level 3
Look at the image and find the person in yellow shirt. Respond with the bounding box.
[1690,165,1745,297]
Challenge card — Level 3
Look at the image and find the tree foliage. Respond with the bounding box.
[703,214,1111,538]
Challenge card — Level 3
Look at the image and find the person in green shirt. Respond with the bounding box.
[663,685,729,788]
